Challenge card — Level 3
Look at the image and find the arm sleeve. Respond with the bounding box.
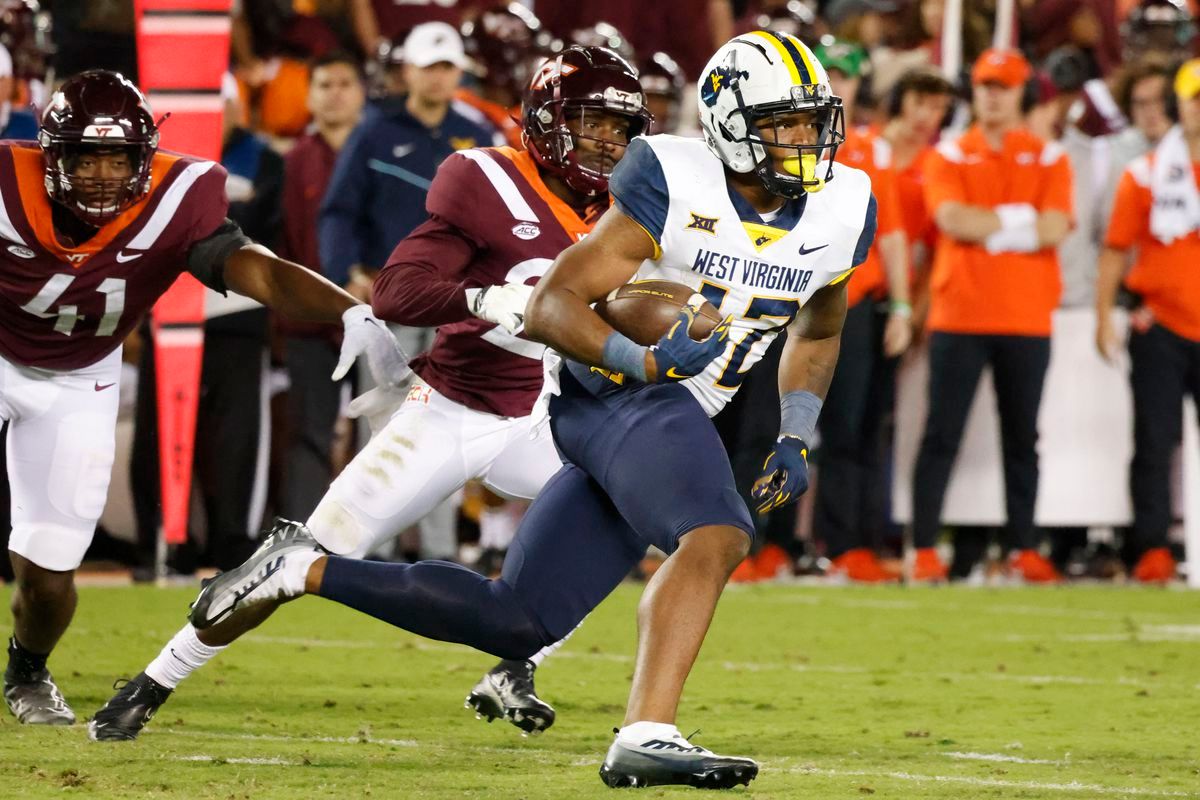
[608,137,669,256]
[371,214,483,326]
[852,194,879,268]
[318,123,373,285]
[1103,169,1149,250]
[186,218,253,293]
[426,151,495,230]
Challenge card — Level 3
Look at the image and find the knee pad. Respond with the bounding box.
[307,499,376,558]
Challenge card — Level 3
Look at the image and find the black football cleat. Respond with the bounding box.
[465,659,556,736]
[88,672,173,741]
[4,668,75,725]
[599,730,759,789]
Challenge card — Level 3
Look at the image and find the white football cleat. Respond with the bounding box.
[189,519,321,629]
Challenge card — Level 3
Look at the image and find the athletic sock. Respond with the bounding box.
[144,624,225,689]
[5,636,49,683]
[616,720,683,745]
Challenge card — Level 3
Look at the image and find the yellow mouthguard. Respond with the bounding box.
[782,154,825,193]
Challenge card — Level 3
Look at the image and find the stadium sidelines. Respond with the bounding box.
[146,730,1196,797]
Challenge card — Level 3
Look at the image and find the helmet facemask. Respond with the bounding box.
[732,80,845,200]
[528,95,650,196]
[41,139,153,226]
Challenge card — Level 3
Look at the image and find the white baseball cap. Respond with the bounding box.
[402,22,468,69]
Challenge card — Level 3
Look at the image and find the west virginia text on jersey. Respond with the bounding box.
[609,134,877,415]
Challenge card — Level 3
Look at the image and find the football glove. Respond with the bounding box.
[466,283,535,334]
[346,385,407,435]
[750,436,809,514]
[649,305,731,382]
[333,304,412,389]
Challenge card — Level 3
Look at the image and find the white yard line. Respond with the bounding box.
[943,750,1065,765]
[172,755,297,766]
[151,729,419,748]
[146,730,1197,796]
[787,765,1198,797]
[241,636,1192,690]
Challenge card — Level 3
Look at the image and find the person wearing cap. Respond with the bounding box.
[318,21,500,562]
[811,37,912,583]
[881,67,956,331]
[319,21,500,306]
[1096,58,1200,584]
[0,44,35,139]
[912,48,1073,583]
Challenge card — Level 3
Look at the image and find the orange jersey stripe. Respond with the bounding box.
[11,146,182,267]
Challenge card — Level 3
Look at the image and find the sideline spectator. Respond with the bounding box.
[319,21,500,311]
[812,38,912,583]
[912,49,1073,583]
[1096,58,1200,584]
[277,51,366,522]
[881,67,955,334]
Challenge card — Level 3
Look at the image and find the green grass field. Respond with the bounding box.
[1,582,1198,798]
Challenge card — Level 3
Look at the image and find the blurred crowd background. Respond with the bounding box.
[0,0,1197,587]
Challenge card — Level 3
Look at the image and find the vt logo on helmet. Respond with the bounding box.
[698,31,845,199]
[38,70,160,226]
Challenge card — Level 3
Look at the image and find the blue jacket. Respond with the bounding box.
[1,109,38,140]
[318,96,500,285]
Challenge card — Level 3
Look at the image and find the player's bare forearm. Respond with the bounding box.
[934,201,1001,243]
[1036,209,1071,248]
[879,230,910,304]
[224,244,358,322]
[525,207,656,370]
[1095,246,1126,316]
[778,281,848,400]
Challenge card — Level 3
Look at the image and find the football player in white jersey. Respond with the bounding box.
[185,31,876,789]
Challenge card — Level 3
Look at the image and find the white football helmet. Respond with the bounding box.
[698,31,844,198]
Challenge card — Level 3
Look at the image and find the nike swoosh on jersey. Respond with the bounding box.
[94,382,115,391]
[665,367,690,380]
[797,243,829,256]
[115,251,143,263]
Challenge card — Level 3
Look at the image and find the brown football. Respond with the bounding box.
[594,280,722,347]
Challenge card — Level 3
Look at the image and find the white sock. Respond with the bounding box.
[279,548,322,596]
[617,720,682,745]
[527,620,581,667]
[145,624,225,689]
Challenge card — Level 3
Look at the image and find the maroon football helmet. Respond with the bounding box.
[0,0,52,83]
[522,46,652,196]
[461,3,556,105]
[38,70,160,226]
[1122,0,1197,60]
[640,52,685,133]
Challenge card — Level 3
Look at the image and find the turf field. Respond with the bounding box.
[0,582,1198,799]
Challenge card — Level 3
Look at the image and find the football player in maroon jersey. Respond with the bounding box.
[91,46,652,742]
[0,71,409,726]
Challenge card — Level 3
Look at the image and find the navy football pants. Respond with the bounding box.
[317,364,754,660]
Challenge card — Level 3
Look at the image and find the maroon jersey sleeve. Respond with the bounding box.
[371,153,488,327]
[179,162,237,292]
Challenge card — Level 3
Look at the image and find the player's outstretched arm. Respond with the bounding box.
[223,244,411,388]
[524,206,661,378]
